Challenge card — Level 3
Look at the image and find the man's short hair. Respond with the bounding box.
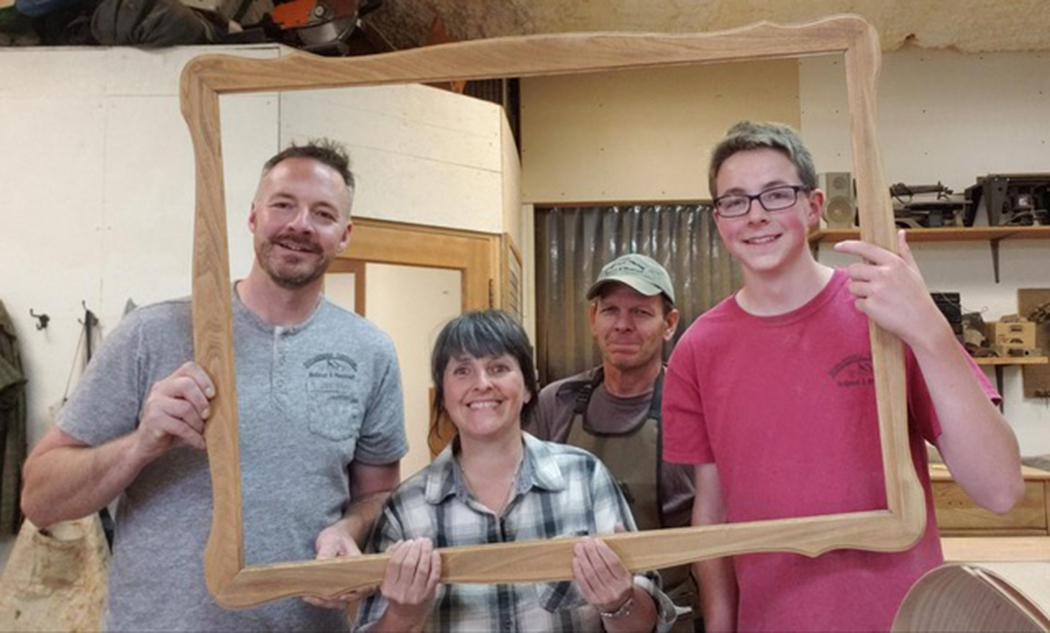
[263,138,356,195]
[707,121,817,198]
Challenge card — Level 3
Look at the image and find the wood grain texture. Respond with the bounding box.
[892,563,1050,632]
[181,63,244,601]
[973,357,1049,367]
[931,465,1050,536]
[338,218,497,313]
[942,537,1050,562]
[181,14,924,609]
[933,481,1046,532]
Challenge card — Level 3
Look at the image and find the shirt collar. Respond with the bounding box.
[231,280,327,335]
[423,432,566,506]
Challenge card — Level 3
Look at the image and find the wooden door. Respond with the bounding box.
[327,218,500,472]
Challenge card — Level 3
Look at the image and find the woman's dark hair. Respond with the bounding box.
[427,311,538,453]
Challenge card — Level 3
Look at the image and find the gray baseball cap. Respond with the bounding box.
[586,253,676,304]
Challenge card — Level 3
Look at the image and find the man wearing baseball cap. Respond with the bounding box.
[527,253,700,632]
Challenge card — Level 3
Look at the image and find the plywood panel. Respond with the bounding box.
[500,114,523,248]
[282,85,501,170]
[278,84,506,233]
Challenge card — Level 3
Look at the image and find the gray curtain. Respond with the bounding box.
[535,204,741,385]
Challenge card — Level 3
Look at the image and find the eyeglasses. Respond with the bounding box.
[712,185,811,218]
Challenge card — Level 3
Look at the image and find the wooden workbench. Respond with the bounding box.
[931,464,1050,536]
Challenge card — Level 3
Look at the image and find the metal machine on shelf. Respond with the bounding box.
[890,182,970,229]
[965,174,1050,227]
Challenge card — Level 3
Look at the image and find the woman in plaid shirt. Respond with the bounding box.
[355,311,676,632]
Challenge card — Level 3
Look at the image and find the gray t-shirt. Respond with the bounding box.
[58,293,408,631]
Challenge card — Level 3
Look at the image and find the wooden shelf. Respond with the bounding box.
[810,225,1050,282]
[973,357,1049,366]
[972,357,1047,412]
[809,225,1050,245]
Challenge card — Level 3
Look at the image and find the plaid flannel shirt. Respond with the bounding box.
[354,432,677,632]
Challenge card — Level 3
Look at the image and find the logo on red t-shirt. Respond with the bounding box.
[829,353,874,387]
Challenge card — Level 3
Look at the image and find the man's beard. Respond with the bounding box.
[257,235,332,290]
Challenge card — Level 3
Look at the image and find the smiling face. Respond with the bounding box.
[442,353,529,444]
[713,148,823,280]
[589,283,678,373]
[249,157,353,290]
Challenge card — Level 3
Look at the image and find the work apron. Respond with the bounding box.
[565,369,701,632]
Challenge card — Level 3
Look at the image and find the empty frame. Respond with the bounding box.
[180,14,924,608]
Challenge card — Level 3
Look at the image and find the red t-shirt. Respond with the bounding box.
[663,269,998,631]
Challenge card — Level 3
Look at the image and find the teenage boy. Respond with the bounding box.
[662,121,1023,632]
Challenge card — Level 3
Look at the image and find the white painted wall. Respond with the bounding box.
[0,44,282,570]
[801,46,1050,456]
[0,46,280,453]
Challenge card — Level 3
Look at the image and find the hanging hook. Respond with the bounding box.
[29,308,50,330]
[80,300,100,361]
[78,300,99,327]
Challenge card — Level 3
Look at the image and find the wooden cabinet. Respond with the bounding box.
[931,464,1050,536]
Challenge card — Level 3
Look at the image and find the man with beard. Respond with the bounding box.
[22,140,408,631]
[526,253,701,632]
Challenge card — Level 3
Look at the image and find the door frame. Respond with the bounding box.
[335,217,503,458]
[338,217,500,313]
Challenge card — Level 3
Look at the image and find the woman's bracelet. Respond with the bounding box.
[598,593,634,619]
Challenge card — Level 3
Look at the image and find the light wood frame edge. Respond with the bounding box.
[180,14,925,609]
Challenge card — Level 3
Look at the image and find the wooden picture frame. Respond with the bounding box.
[181,14,923,608]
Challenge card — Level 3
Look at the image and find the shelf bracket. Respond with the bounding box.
[989,237,1003,284]
[993,365,1006,413]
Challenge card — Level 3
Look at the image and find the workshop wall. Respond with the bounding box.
[520,59,802,203]
[0,44,517,569]
[804,46,1050,456]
